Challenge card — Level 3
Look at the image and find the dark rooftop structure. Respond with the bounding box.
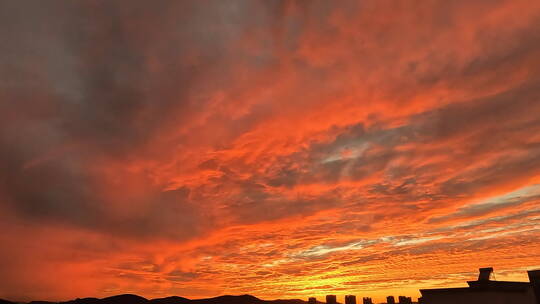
[397,296,411,304]
[344,295,356,304]
[478,267,494,281]
[419,267,540,304]
[325,295,337,304]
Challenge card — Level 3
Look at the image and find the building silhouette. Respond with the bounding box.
[386,296,395,304]
[531,270,540,304]
[397,296,412,304]
[419,267,540,304]
[325,295,337,304]
[308,297,317,304]
[362,297,372,304]
[344,295,356,304]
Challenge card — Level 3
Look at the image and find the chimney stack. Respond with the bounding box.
[478,267,494,281]
[528,270,540,304]
[344,295,356,304]
[326,295,337,304]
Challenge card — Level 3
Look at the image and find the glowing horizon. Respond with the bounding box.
[1,1,540,303]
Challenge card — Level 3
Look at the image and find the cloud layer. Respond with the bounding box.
[1,0,540,302]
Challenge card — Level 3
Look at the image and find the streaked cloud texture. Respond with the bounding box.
[1,0,540,302]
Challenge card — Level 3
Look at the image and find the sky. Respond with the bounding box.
[1,0,540,302]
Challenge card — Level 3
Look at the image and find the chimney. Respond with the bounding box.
[308,297,317,304]
[528,270,540,304]
[345,295,356,304]
[326,295,337,304]
[478,267,494,281]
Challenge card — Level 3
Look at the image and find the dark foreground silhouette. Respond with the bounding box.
[0,294,308,304]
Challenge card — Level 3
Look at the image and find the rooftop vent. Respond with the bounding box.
[478,267,494,281]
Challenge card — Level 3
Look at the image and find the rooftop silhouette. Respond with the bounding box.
[419,267,540,304]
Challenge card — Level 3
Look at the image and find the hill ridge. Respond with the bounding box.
[1,294,307,304]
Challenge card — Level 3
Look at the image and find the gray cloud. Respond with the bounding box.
[0,0,293,239]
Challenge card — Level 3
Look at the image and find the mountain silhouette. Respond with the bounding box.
[101,295,148,304]
[61,298,101,304]
[149,296,190,304]
[1,294,306,304]
[192,295,262,304]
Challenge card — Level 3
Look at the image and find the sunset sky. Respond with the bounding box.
[1,0,540,303]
